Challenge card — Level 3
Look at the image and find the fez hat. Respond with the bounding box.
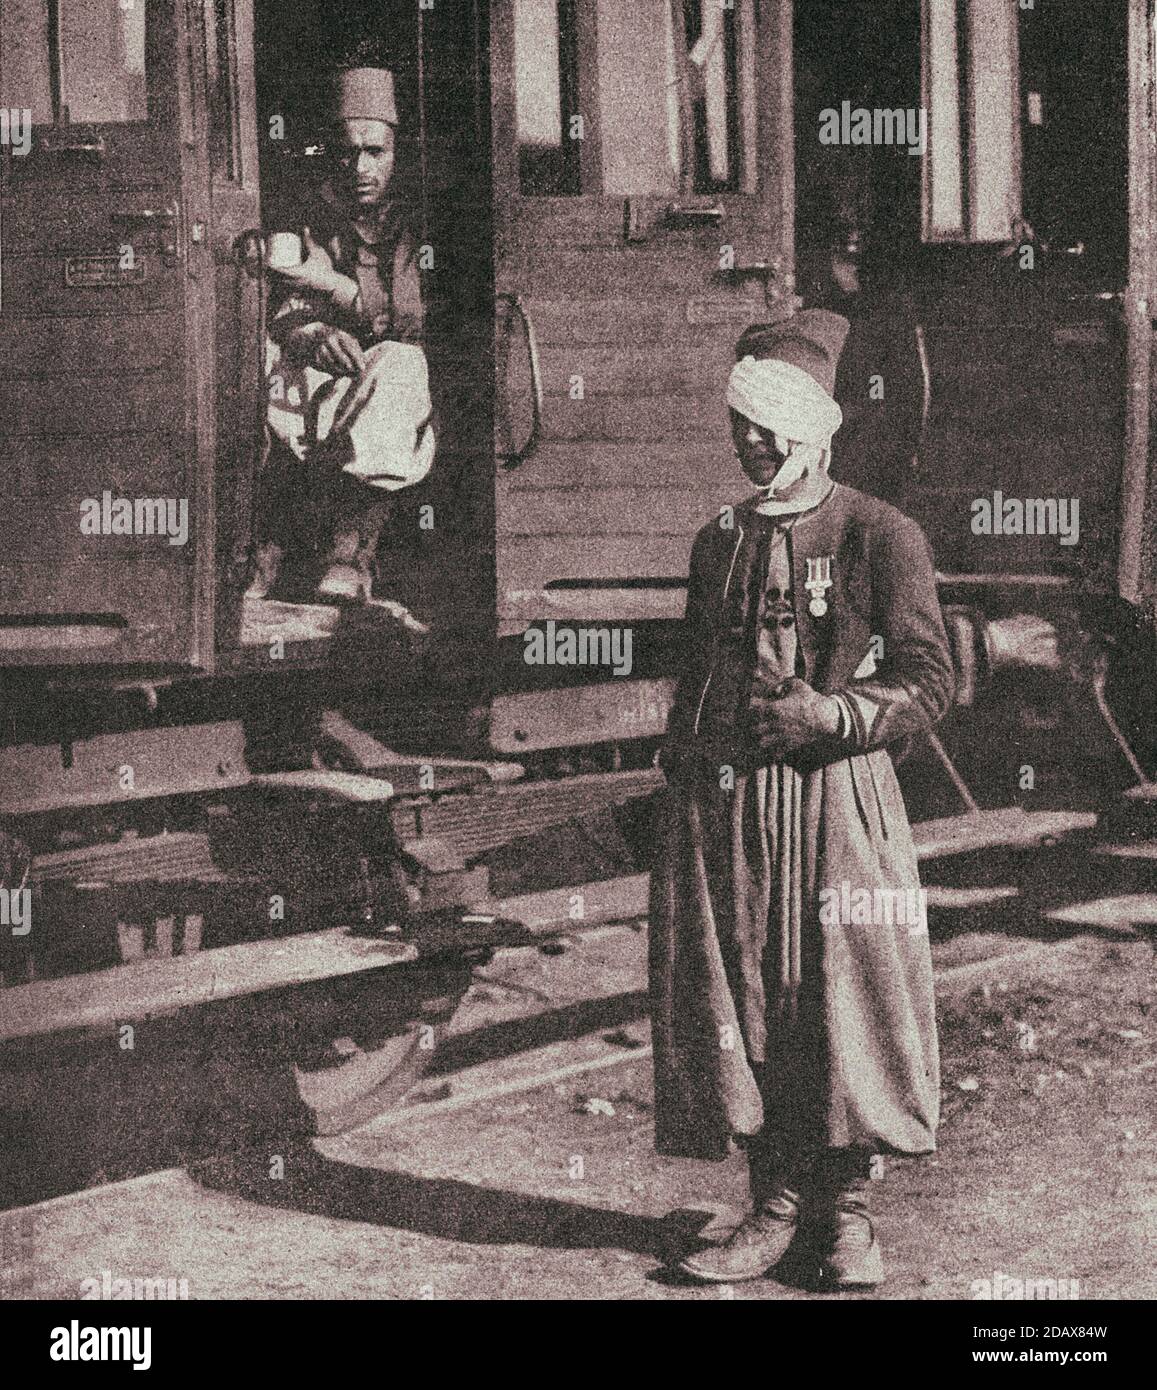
[735,309,850,396]
[332,66,399,126]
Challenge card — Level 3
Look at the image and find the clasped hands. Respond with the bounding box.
[748,676,842,758]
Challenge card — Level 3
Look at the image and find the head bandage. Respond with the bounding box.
[726,356,843,449]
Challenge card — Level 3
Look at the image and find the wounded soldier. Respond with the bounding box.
[253,64,434,606]
[651,310,955,1289]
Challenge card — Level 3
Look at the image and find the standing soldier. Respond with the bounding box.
[651,310,955,1288]
[257,64,434,604]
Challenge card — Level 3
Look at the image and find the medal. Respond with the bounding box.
[805,556,832,618]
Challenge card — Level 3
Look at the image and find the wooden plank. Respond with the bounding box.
[504,194,766,246]
[487,684,674,755]
[529,298,731,347]
[911,809,1097,860]
[0,256,179,316]
[0,314,180,377]
[497,485,726,538]
[0,875,653,1044]
[0,930,419,1043]
[497,591,687,632]
[501,441,732,490]
[6,434,183,498]
[498,536,693,591]
[505,249,763,299]
[0,724,250,816]
[391,770,666,854]
[536,343,732,397]
[0,373,178,436]
[0,186,177,249]
[536,392,726,442]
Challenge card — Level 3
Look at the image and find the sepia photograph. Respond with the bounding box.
[0,0,1152,1347]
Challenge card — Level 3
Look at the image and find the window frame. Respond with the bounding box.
[921,0,1024,244]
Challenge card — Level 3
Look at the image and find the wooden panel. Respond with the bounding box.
[0,501,195,560]
[504,195,766,246]
[0,556,191,633]
[496,485,725,537]
[503,441,728,489]
[5,434,183,497]
[537,392,727,441]
[0,930,417,1042]
[0,256,180,316]
[536,343,733,396]
[530,298,730,346]
[498,537,693,593]
[509,248,763,298]
[0,185,174,250]
[0,314,179,377]
[0,373,178,437]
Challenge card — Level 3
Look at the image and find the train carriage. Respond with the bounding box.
[1,0,1156,1192]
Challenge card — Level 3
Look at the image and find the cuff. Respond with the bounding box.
[329,275,361,313]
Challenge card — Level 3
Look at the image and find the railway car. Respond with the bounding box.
[2,0,1156,1196]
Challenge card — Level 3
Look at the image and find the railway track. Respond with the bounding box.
[4,862,1139,1224]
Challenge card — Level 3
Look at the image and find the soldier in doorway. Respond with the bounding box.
[254,64,434,606]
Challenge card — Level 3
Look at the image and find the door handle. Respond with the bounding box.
[496,292,544,470]
[39,131,106,159]
[912,324,932,479]
[233,228,266,280]
[666,202,725,227]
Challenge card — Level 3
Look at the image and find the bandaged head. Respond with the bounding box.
[726,309,849,450]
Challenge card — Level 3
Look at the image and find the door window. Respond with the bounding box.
[1,0,148,125]
[512,0,758,196]
[922,0,1021,241]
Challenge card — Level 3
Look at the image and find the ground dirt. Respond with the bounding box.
[13,931,1154,1300]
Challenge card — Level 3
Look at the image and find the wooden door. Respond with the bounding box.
[491,0,795,639]
[0,0,215,666]
[1120,0,1156,606]
[197,0,263,653]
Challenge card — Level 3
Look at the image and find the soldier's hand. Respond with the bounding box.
[313,329,366,377]
[270,227,350,298]
[750,676,841,757]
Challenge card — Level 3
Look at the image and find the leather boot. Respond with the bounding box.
[808,1153,884,1289]
[821,1201,884,1288]
[677,1188,800,1283]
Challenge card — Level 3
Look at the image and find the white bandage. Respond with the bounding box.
[726,356,843,448]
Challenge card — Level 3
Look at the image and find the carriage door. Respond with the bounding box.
[0,0,215,667]
[492,0,795,642]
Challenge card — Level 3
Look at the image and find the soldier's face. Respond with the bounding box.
[333,119,396,208]
[731,409,790,488]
